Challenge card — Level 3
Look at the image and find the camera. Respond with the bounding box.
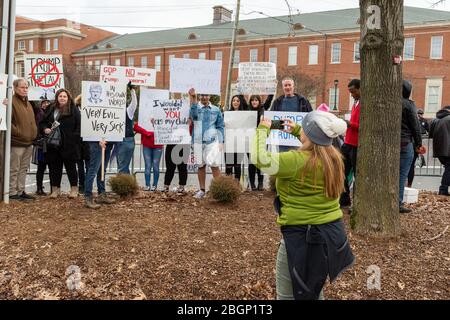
[270,120,285,130]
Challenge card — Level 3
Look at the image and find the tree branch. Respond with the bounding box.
[421,225,449,242]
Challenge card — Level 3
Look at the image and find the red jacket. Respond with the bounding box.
[344,100,360,147]
[133,123,163,149]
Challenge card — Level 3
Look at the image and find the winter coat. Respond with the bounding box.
[401,81,422,149]
[429,106,450,157]
[271,94,313,113]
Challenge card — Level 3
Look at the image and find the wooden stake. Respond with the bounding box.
[101,139,106,182]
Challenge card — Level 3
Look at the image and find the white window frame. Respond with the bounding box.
[114,58,121,66]
[403,37,415,61]
[53,38,58,51]
[28,40,33,52]
[102,59,108,66]
[18,40,25,50]
[45,39,51,52]
[269,47,277,64]
[331,43,341,64]
[250,48,258,62]
[430,36,443,59]
[425,78,443,113]
[308,45,318,65]
[94,60,101,72]
[183,53,190,59]
[288,46,297,66]
[353,42,360,63]
[141,56,148,68]
[215,51,222,61]
[198,52,206,60]
[128,57,135,67]
[155,55,161,72]
[233,50,240,68]
[329,87,340,110]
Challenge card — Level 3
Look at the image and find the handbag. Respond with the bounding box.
[46,126,62,148]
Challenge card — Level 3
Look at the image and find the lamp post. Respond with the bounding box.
[333,79,339,111]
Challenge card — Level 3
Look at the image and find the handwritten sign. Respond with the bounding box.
[152,99,190,145]
[0,74,7,130]
[81,81,127,142]
[264,111,306,146]
[138,87,170,132]
[169,58,222,95]
[237,62,277,95]
[100,65,156,86]
[224,111,257,153]
[24,54,64,101]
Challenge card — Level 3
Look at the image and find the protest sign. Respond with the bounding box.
[264,111,307,147]
[81,81,127,142]
[0,74,7,130]
[187,146,199,173]
[236,62,277,95]
[224,111,257,153]
[100,65,156,86]
[138,87,170,132]
[24,54,64,101]
[152,99,190,145]
[169,58,222,95]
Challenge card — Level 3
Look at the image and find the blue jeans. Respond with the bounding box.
[116,137,135,174]
[84,142,114,197]
[143,147,162,187]
[399,142,414,204]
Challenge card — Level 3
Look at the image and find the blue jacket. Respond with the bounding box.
[190,102,225,144]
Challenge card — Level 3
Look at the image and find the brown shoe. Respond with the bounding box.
[85,197,100,209]
[96,193,116,204]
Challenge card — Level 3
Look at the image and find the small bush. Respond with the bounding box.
[209,176,241,203]
[269,176,277,193]
[108,174,138,197]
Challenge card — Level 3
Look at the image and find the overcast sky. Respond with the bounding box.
[16,0,450,34]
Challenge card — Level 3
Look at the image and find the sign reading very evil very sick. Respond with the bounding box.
[24,55,64,101]
[100,65,156,87]
[81,81,127,142]
[264,111,307,147]
[152,99,190,145]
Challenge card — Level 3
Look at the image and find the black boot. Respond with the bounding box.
[36,187,47,196]
[257,175,264,191]
[438,185,449,196]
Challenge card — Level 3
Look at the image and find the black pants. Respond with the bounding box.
[340,144,358,206]
[36,160,48,190]
[164,144,189,186]
[46,149,78,188]
[438,156,450,191]
[225,153,244,181]
[407,152,419,187]
[248,163,263,188]
[76,159,89,188]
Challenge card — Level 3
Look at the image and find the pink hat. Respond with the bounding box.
[317,103,330,112]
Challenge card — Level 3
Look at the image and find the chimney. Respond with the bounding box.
[213,6,232,24]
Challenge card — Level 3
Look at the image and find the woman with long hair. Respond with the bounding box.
[251,111,354,300]
[40,88,81,198]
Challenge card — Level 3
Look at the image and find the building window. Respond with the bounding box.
[141,56,148,68]
[128,57,134,67]
[18,40,25,50]
[45,39,51,52]
[331,43,341,63]
[269,47,277,64]
[183,53,190,59]
[430,36,443,59]
[215,51,222,61]
[87,61,93,74]
[250,49,258,62]
[329,87,340,110]
[102,59,108,66]
[403,38,415,61]
[233,50,240,68]
[75,62,81,72]
[94,60,101,72]
[115,58,121,66]
[198,52,206,59]
[155,55,161,72]
[308,45,318,65]
[53,38,58,51]
[353,42,360,62]
[16,62,25,77]
[288,46,297,66]
[28,40,33,52]
[308,95,317,109]
[425,78,443,113]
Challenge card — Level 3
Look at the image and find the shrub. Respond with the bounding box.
[209,176,241,203]
[108,174,138,197]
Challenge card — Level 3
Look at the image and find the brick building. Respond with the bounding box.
[70,6,450,115]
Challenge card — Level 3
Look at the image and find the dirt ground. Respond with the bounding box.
[0,190,448,300]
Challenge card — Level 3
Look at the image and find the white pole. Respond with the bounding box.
[0,0,10,73]
[3,0,16,204]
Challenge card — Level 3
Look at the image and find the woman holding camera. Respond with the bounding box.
[40,88,81,199]
[251,111,354,300]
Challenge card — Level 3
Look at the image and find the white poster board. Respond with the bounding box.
[264,111,307,147]
[24,54,64,101]
[138,88,170,132]
[169,58,222,95]
[236,62,277,95]
[152,99,190,145]
[100,65,156,87]
[224,111,257,153]
[0,74,7,131]
[81,81,127,142]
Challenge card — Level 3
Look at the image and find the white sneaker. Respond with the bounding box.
[193,190,205,199]
[150,186,157,192]
[143,186,151,191]
[176,186,185,195]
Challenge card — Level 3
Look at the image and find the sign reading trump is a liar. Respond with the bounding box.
[81,81,127,142]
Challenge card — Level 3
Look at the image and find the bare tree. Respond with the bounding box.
[277,66,324,99]
[64,64,99,98]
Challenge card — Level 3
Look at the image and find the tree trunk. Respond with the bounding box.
[352,0,404,236]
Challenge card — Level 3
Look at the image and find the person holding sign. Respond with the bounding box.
[39,89,81,199]
[247,94,274,191]
[189,88,224,199]
[251,111,353,300]
[225,95,248,182]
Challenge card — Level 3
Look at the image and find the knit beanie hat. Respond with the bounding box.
[302,111,347,146]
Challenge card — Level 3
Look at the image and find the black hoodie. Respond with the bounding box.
[429,106,450,157]
[401,81,422,149]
